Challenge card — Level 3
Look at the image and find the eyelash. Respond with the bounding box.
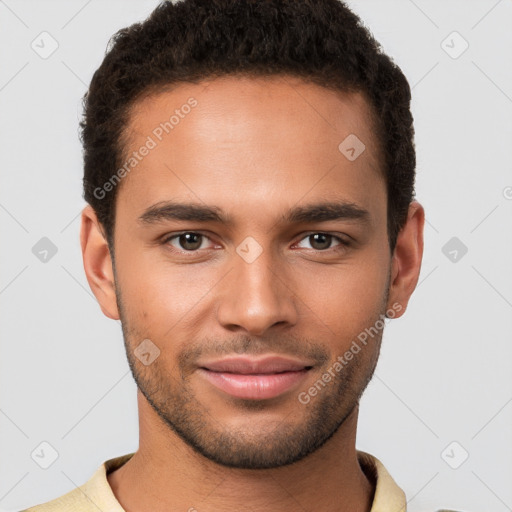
[161,231,351,256]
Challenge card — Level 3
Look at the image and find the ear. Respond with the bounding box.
[386,200,425,318]
[80,204,120,320]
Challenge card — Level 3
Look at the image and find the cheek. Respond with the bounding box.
[116,250,219,338]
[296,257,386,329]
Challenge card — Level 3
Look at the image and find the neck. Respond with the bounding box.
[108,392,374,512]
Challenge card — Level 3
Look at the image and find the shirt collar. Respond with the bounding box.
[86,450,406,512]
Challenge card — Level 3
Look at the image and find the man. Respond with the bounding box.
[24,0,427,510]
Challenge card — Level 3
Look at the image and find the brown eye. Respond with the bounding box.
[164,232,208,251]
[308,233,333,251]
[296,233,348,251]
[179,233,203,250]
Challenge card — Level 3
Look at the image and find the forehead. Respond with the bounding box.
[127,74,380,160]
[117,75,385,224]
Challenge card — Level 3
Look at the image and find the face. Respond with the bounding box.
[82,75,423,470]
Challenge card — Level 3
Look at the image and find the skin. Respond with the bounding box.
[80,74,424,512]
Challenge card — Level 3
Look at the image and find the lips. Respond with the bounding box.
[197,356,314,400]
[199,356,314,374]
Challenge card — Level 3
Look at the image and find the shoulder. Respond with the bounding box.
[357,451,470,512]
[20,453,135,512]
[357,449,407,510]
[20,486,91,512]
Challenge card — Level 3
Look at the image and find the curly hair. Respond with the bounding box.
[81,0,416,256]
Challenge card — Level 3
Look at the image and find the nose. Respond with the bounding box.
[216,245,298,336]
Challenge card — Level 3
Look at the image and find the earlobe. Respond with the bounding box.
[386,201,425,319]
[80,205,120,320]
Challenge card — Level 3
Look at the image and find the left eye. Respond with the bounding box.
[295,233,349,251]
[163,232,213,251]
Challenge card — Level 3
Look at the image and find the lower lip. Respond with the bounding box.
[198,368,310,400]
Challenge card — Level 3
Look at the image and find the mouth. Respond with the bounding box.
[197,356,314,400]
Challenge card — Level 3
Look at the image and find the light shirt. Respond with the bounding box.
[22,450,407,511]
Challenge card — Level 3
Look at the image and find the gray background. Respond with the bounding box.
[1,0,511,510]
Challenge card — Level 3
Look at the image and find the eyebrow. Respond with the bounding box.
[137,200,371,227]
